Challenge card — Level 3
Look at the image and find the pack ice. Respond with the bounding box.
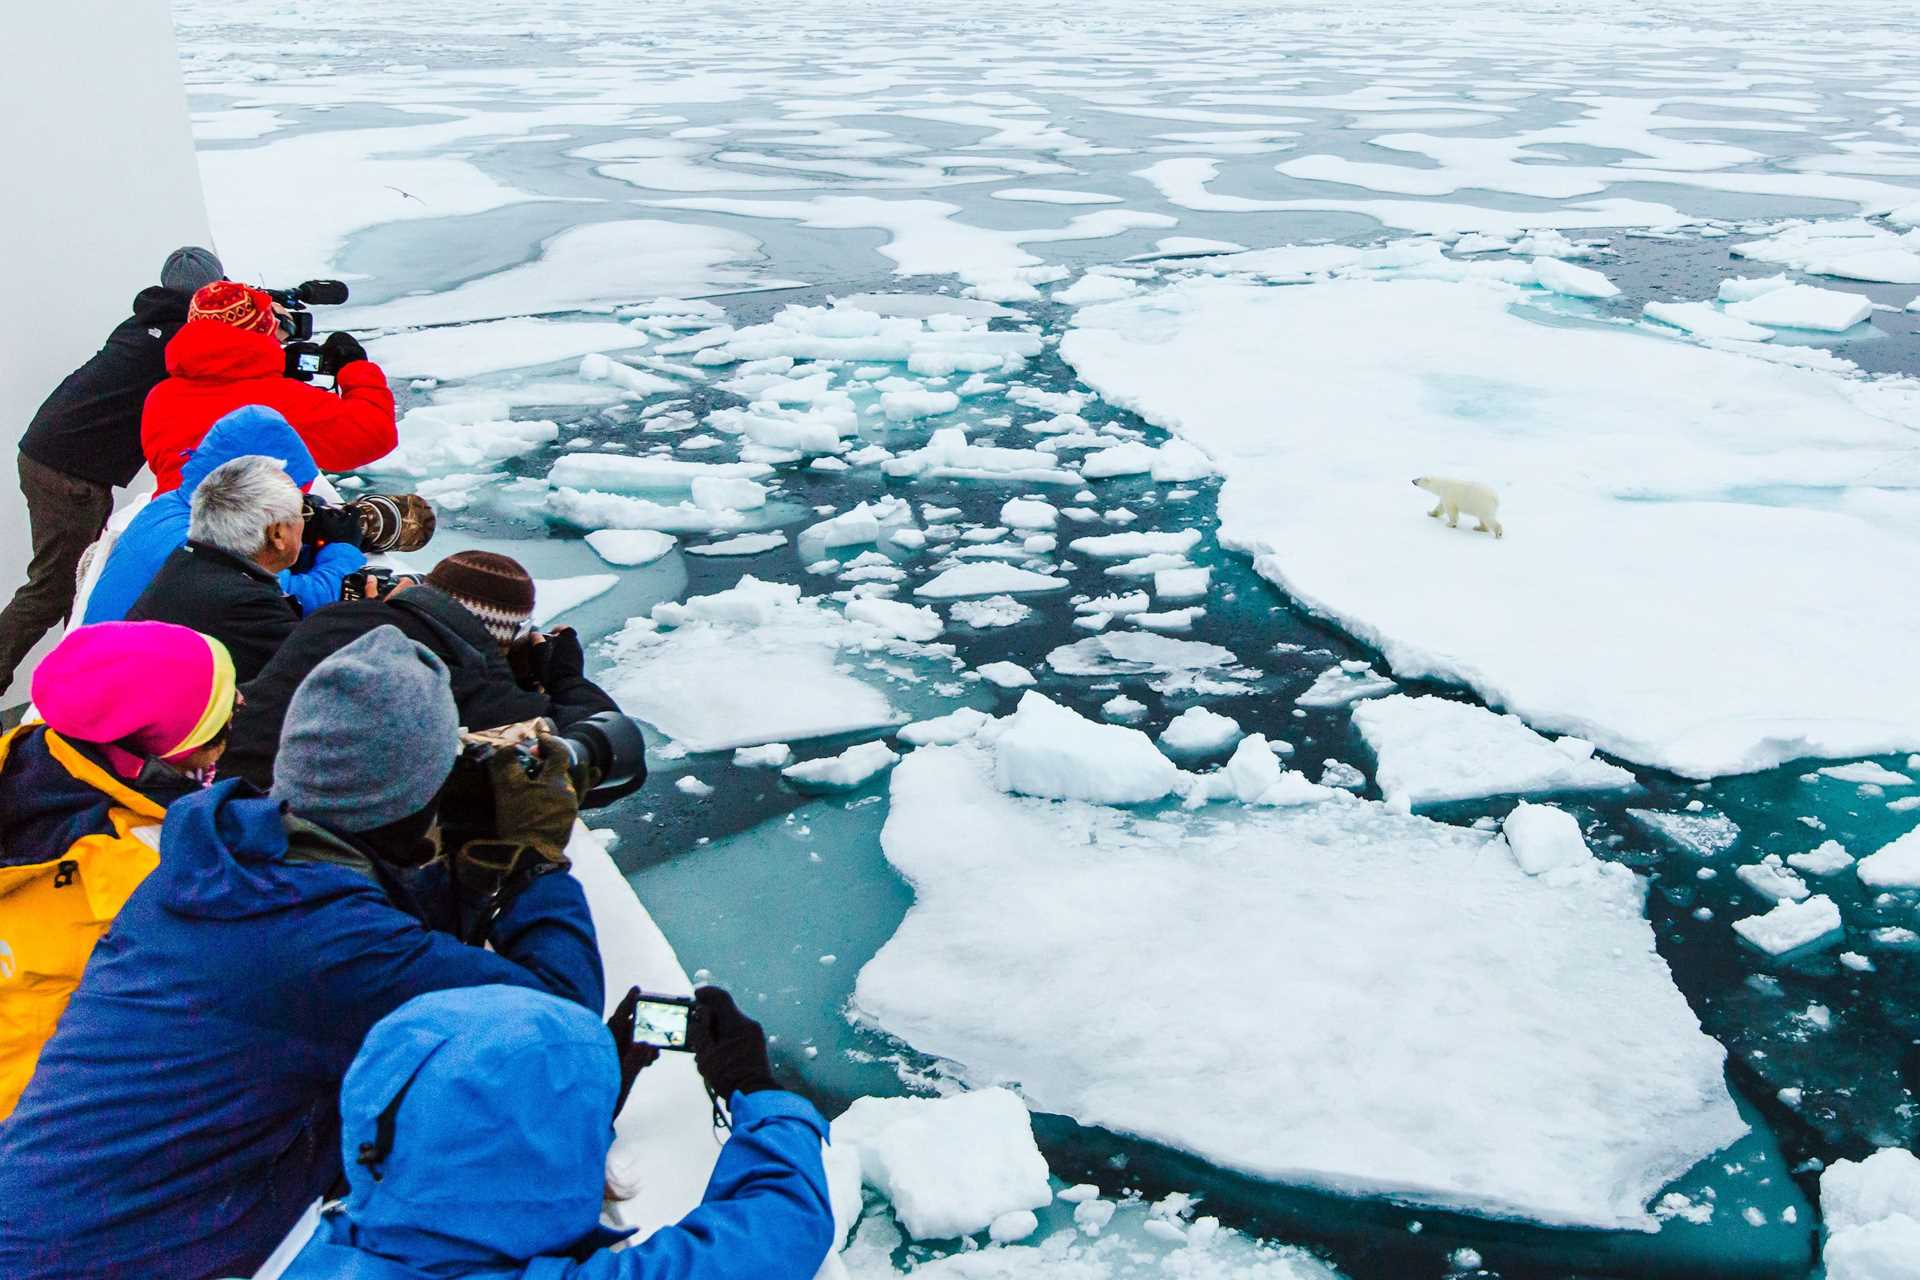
[1063,275,1920,777]
[855,745,1746,1229]
[600,577,922,752]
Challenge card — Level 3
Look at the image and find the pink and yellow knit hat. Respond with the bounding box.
[31,622,237,778]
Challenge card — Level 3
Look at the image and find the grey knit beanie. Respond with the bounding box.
[272,626,460,832]
[161,246,224,297]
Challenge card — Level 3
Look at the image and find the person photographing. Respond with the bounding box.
[0,247,223,697]
[278,983,837,1280]
[0,626,604,1280]
[141,280,397,495]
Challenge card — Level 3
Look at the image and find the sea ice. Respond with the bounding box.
[999,498,1057,529]
[783,741,900,789]
[1733,219,1920,285]
[1734,856,1811,903]
[603,578,909,752]
[1732,895,1843,957]
[1629,809,1742,857]
[1047,633,1238,678]
[585,529,677,567]
[1062,274,1920,776]
[899,708,993,748]
[1856,829,1920,890]
[1501,803,1594,876]
[915,564,1070,599]
[1295,663,1396,709]
[373,403,558,479]
[1820,1148,1920,1280]
[992,693,1179,805]
[977,662,1036,690]
[733,743,793,769]
[1723,284,1874,332]
[830,1089,1052,1241]
[685,532,789,557]
[366,318,649,380]
[1154,568,1211,600]
[949,597,1033,629]
[1642,301,1774,343]
[1069,530,1202,559]
[1530,256,1619,299]
[1080,442,1159,479]
[1352,695,1636,809]
[532,574,617,627]
[1787,841,1855,876]
[1820,762,1913,786]
[1158,707,1243,756]
[855,746,1746,1228]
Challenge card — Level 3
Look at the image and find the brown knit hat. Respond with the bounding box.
[426,551,535,644]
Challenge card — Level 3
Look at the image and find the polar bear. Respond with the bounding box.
[1413,476,1503,538]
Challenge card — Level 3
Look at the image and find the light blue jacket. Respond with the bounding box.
[84,404,365,624]
[281,985,837,1280]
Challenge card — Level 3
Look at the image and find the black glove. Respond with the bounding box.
[606,987,662,1118]
[689,986,777,1100]
[303,500,365,550]
[321,330,368,369]
[513,627,584,691]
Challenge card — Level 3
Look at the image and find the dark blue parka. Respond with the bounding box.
[283,985,836,1280]
[0,781,602,1280]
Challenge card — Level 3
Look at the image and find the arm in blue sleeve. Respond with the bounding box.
[489,868,605,1014]
[573,1092,836,1280]
[280,541,367,614]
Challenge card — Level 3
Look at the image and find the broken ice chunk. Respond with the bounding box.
[732,743,793,769]
[1158,707,1243,756]
[1732,895,1843,957]
[782,741,900,790]
[1786,841,1854,876]
[1855,828,1920,889]
[1629,808,1742,858]
[829,1089,1051,1241]
[994,692,1178,804]
[1503,802,1594,876]
[1296,662,1397,708]
[1735,855,1810,903]
[977,661,1036,690]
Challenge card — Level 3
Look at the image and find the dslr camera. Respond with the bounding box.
[440,712,649,844]
[267,279,351,381]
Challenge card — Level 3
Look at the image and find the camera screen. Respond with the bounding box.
[632,999,691,1050]
[294,351,322,375]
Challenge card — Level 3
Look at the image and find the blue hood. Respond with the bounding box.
[85,405,318,624]
[179,404,319,493]
[333,986,622,1269]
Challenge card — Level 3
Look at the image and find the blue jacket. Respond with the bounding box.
[84,404,365,624]
[282,987,836,1280]
[0,782,603,1280]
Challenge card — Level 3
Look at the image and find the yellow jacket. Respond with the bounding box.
[0,725,166,1118]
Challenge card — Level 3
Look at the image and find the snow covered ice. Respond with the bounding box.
[856,744,1746,1229]
[1352,695,1636,809]
[1063,276,1920,777]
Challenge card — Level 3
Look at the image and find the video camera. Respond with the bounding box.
[265,279,351,382]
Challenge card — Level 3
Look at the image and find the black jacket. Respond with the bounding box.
[126,541,303,683]
[218,585,620,790]
[19,287,190,487]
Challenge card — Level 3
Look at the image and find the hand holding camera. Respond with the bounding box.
[689,986,777,1100]
[320,330,367,370]
[302,500,366,551]
[449,723,580,901]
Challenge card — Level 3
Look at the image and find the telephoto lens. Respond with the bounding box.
[555,710,647,806]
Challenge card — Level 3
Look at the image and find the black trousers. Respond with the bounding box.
[0,452,114,699]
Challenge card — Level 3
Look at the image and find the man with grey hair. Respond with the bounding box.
[0,246,224,698]
[127,453,308,680]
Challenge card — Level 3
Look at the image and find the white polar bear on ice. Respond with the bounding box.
[1413,476,1503,538]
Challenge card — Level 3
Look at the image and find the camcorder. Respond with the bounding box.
[267,279,351,381]
[439,711,650,844]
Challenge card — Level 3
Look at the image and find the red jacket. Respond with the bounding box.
[142,320,397,494]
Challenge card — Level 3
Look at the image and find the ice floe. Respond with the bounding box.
[1352,695,1636,809]
[1063,275,1920,776]
[855,745,1746,1228]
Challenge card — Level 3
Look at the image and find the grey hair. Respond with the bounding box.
[189,456,303,557]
